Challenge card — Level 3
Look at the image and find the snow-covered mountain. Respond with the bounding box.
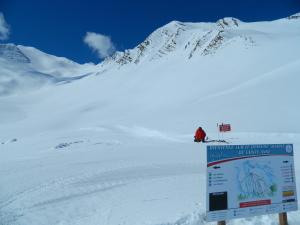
[100,14,298,68]
[101,17,247,67]
[1,13,300,225]
[89,13,300,133]
[0,43,95,95]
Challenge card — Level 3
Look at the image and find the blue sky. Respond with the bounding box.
[1,0,299,64]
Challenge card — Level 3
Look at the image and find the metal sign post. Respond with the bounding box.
[279,212,288,225]
[217,221,226,225]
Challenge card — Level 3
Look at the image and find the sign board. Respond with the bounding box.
[206,144,298,222]
[219,124,231,132]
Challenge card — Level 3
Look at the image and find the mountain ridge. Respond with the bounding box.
[0,13,299,97]
[100,13,299,69]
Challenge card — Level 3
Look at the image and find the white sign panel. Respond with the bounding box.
[206,144,298,222]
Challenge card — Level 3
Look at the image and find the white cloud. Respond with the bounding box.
[84,32,116,59]
[0,12,10,40]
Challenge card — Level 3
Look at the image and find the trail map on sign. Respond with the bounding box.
[206,144,298,222]
[237,161,277,201]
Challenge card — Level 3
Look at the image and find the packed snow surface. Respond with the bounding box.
[0,14,300,225]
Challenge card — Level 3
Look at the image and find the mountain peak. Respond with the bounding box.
[0,43,31,63]
[100,18,247,69]
[287,12,300,20]
[96,13,300,73]
[216,17,241,28]
[102,21,188,67]
[163,20,185,28]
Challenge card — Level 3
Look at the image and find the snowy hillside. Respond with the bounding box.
[0,14,300,225]
[33,13,299,133]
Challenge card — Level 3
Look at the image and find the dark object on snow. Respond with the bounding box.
[55,143,71,149]
[205,139,230,144]
[1,138,17,145]
[55,140,84,149]
[194,127,206,143]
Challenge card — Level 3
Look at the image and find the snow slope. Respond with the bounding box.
[0,14,300,225]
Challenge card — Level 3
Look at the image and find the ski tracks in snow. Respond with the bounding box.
[0,163,201,225]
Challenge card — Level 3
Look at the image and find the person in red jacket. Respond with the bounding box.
[194,127,206,143]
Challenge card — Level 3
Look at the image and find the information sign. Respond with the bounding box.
[206,144,298,222]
